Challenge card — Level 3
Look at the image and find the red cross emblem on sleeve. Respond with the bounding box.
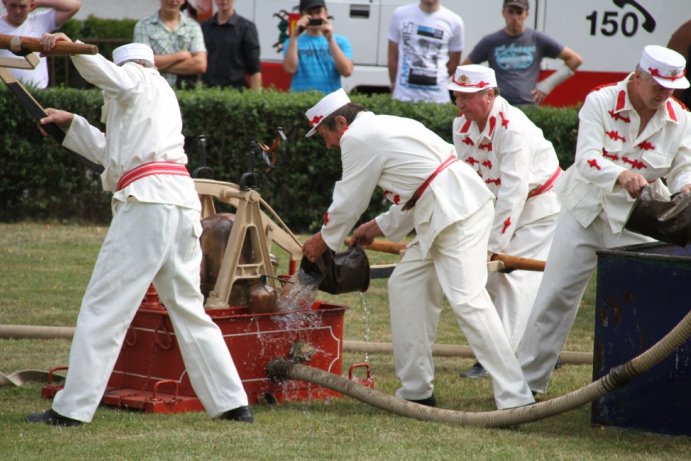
[623,156,647,170]
[603,149,619,161]
[502,217,511,234]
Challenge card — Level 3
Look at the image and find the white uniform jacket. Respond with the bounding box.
[557,74,691,233]
[62,53,199,211]
[320,112,494,258]
[50,53,250,423]
[452,96,561,253]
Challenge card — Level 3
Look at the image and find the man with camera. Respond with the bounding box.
[282,0,353,93]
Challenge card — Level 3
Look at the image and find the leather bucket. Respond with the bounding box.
[300,245,370,295]
[625,187,691,247]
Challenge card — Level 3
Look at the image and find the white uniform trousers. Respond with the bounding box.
[516,209,654,393]
[388,201,534,410]
[52,200,248,422]
[487,213,557,350]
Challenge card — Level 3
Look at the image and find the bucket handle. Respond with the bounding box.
[152,379,180,401]
[348,362,371,381]
[47,366,68,385]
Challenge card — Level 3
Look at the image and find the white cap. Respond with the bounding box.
[112,43,155,66]
[305,88,350,137]
[639,45,689,89]
[448,64,497,93]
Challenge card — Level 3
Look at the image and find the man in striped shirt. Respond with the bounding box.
[134,0,207,88]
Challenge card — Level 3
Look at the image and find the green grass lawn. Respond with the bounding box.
[0,223,689,460]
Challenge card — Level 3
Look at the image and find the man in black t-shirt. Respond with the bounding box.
[202,0,262,90]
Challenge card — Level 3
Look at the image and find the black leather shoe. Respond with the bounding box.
[26,409,81,427]
[459,362,489,379]
[554,356,563,370]
[222,405,254,423]
[406,394,437,407]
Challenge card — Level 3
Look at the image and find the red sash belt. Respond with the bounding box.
[116,161,190,191]
[527,167,562,199]
[402,154,458,211]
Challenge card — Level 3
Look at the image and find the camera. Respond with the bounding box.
[298,17,324,34]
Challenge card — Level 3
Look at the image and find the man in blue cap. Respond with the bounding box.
[283,0,353,93]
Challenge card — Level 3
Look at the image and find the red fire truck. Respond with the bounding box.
[232,0,689,107]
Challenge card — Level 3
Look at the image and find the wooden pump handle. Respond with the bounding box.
[0,34,98,56]
[344,237,406,255]
[490,253,545,272]
[344,237,545,272]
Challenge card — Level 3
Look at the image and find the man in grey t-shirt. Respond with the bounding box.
[463,0,582,105]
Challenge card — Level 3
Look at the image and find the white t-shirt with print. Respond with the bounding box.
[388,3,464,103]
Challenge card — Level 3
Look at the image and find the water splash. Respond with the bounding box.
[274,270,322,330]
[359,292,370,363]
[276,272,318,312]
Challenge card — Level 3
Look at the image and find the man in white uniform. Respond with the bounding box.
[0,0,81,88]
[517,45,691,394]
[450,64,561,378]
[302,89,535,410]
[26,33,251,426]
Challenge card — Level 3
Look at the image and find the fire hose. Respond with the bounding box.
[0,326,589,388]
[1,312,688,427]
[268,308,691,427]
[1,233,687,425]
[0,325,590,363]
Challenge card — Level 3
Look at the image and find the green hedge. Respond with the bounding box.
[0,87,579,231]
[48,17,135,88]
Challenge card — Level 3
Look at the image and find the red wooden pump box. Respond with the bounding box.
[101,301,347,413]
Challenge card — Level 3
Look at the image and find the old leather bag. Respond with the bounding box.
[299,245,370,294]
[625,187,691,247]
